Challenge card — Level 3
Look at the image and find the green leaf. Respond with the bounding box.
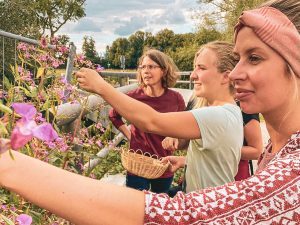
[15,86,32,97]
[3,76,12,90]
[0,102,13,114]
[1,215,15,225]
[37,67,45,78]
[0,122,8,135]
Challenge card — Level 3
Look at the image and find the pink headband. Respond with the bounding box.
[234,6,300,77]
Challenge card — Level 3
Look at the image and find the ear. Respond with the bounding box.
[220,70,231,85]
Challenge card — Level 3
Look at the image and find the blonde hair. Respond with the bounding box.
[192,41,238,108]
[137,49,179,88]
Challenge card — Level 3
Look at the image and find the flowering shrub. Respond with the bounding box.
[0,36,123,224]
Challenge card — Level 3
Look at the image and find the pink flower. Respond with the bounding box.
[16,214,32,225]
[96,140,102,148]
[96,64,104,72]
[17,43,28,51]
[11,103,58,150]
[40,37,48,48]
[57,46,69,55]
[59,76,67,84]
[50,37,58,45]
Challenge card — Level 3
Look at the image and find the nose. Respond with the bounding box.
[190,70,198,81]
[228,61,247,83]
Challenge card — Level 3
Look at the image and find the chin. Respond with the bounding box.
[239,102,260,114]
[194,90,203,97]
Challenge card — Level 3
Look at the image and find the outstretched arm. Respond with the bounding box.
[76,68,200,139]
[0,150,144,225]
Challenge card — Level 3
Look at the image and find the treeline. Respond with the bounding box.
[84,28,221,71]
[84,0,266,71]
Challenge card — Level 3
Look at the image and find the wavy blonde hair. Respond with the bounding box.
[137,49,179,88]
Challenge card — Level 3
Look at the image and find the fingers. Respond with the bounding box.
[162,137,178,151]
[161,157,173,173]
[174,139,179,150]
[161,156,170,164]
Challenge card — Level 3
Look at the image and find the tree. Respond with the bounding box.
[0,0,40,37]
[127,31,149,68]
[82,36,100,64]
[196,0,265,40]
[33,0,86,37]
[150,29,175,52]
[107,38,130,69]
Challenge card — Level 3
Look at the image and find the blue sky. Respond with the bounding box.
[58,0,202,54]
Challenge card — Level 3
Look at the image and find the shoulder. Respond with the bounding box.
[126,87,143,97]
[165,88,181,96]
[191,104,243,130]
[192,104,241,118]
[165,89,185,101]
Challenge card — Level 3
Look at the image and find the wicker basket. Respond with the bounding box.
[120,148,170,179]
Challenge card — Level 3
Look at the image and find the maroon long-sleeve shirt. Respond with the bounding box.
[109,87,185,178]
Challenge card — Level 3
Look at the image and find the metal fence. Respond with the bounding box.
[0,30,193,91]
[0,29,76,92]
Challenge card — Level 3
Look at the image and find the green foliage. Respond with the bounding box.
[90,149,125,179]
[171,149,187,187]
[105,27,222,70]
[82,36,100,64]
[0,0,86,38]
[196,0,266,41]
[106,38,130,69]
[0,0,40,37]
[32,0,86,37]
[168,43,198,71]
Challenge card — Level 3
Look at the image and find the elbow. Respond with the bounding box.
[252,145,264,159]
[137,117,158,133]
[141,122,156,133]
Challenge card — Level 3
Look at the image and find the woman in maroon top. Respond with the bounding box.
[109,49,185,193]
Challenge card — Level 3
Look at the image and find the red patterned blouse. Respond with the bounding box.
[144,131,300,224]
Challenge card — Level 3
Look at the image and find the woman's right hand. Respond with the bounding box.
[162,137,179,152]
[75,68,107,94]
[161,156,185,173]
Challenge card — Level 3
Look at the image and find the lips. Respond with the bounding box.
[235,88,254,100]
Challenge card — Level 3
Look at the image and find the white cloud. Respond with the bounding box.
[115,16,147,36]
[72,18,102,32]
[58,0,202,53]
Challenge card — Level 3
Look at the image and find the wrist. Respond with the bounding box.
[94,78,111,96]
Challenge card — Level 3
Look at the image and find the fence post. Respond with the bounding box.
[65,42,76,83]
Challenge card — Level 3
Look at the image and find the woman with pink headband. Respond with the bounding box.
[0,0,299,224]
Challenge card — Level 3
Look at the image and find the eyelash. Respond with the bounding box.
[195,65,206,70]
[248,54,262,64]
